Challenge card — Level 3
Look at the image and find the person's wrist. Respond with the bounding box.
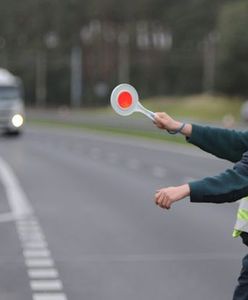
[169,121,182,131]
[180,184,190,198]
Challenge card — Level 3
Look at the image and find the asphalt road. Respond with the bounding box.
[0,125,246,300]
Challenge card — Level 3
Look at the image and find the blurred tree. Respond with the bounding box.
[0,0,244,106]
[216,0,248,96]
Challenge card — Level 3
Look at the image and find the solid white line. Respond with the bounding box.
[28,269,59,279]
[23,249,51,258]
[33,293,67,300]
[0,157,33,217]
[25,258,54,268]
[30,280,63,291]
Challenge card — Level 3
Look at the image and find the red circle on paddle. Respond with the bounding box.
[117,91,133,109]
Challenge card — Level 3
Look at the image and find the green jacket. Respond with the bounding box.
[187,124,248,203]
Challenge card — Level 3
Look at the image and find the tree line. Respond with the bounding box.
[0,0,247,106]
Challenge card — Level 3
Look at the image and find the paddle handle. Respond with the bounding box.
[137,103,156,121]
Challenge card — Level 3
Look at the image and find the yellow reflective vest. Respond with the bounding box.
[233,197,248,238]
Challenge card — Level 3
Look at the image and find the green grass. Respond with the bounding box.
[142,94,243,122]
[68,94,243,122]
[28,119,186,144]
[28,93,244,144]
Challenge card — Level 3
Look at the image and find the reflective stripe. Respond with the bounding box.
[234,218,248,233]
[233,197,248,238]
[233,229,241,238]
[237,209,248,221]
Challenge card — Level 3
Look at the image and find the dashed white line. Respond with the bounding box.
[22,240,48,249]
[28,269,59,279]
[19,232,45,240]
[23,249,51,258]
[25,258,55,268]
[33,293,67,300]
[0,156,68,299]
[30,279,63,291]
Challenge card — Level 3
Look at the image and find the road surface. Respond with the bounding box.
[0,125,246,300]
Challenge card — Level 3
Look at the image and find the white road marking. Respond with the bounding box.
[0,157,33,218]
[25,258,54,268]
[22,241,48,249]
[33,293,67,300]
[0,156,68,299]
[19,232,45,241]
[30,280,63,291]
[28,269,59,279]
[17,229,45,241]
[23,249,51,258]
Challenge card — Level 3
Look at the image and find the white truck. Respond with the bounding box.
[0,68,25,134]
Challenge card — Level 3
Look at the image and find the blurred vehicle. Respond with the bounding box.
[0,68,25,135]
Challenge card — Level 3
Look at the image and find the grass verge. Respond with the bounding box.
[27,119,186,144]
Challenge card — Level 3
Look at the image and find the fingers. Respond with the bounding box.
[153,113,168,130]
[154,191,171,210]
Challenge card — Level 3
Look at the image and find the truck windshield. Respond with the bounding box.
[0,86,20,100]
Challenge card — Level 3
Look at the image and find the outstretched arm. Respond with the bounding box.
[154,152,248,209]
[153,112,248,162]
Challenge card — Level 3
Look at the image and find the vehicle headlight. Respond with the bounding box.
[11,114,24,128]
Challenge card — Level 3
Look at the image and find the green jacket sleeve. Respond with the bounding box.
[187,124,248,162]
[189,167,248,203]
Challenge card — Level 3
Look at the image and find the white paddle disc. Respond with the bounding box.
[110,84,155,120]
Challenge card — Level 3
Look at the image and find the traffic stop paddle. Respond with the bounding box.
[111,83,186,135]
[110,84,156,121]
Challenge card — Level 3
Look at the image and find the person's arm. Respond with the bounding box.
[189,168,248,203]
[154,113,248,162]
[154,151,248,209]
[155,168,248,209]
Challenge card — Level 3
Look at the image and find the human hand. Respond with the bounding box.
[154,184,190,210]
[153,112,182,132]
